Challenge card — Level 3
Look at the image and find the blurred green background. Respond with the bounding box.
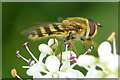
[0,1,2,79]
[2,2,118,78]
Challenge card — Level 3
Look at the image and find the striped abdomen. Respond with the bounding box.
[28,23,66,40]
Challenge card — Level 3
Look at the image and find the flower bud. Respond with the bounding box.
[38,44,53,55]
[98,41,112,57]
[48,38,58,51]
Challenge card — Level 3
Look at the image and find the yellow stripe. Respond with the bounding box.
[66,17,87,21]
[31,35,39,40]
[40,27,46,34]
[58,25,64,30]
[49,24,57,32]
[39,27,49,37]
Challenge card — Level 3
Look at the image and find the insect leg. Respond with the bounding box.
[89,40,98,50]
[70,40,79,56]
[82,38,98,50]
[81,38,87,51]
[59,41,64,64]
[65,31,79,56]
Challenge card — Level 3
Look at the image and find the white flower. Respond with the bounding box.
[38,38,58,55]
[98,41,113,63]
[59,68,85,78]
[105,74,118,78]
[26,53,48,78]
[43,55,84,78]
[77,55,97,67]
[26,53,84,78]
[38,44,53,55]
[48,38,58,50]
[86,65,105,78]
[26,63,43,78]
[98,41,112,56]
[45,56,60,72]
[61,51,77,61]
[107,55,118,74]
[97,40,119,77]
[57,42,77,62]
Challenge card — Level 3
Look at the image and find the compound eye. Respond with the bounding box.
[88,19,96,36]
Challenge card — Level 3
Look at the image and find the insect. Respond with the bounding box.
[22,17,102,50]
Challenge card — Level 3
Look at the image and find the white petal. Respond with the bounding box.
[38,44,53,55]
[33,72,42,78]
[62,51,76,60]
[38,63,48,73]
[96,64,109,74]
[77,55,97,67]
[26,63,40,76]
[48,38,58,49]
[105,74,118,78]
[86,66,105,78]
[52,72,59,78]
[107,55,118,73]
[86,70,105,78]
[45,55,60,72]
[99,53,113,64]
[98,41,112,57]
[60,61,70,72]
[39,53,47,63]
[59,72,66,78]
[63,69,84,78]
[26,63,48,76]
[42,72,53,78]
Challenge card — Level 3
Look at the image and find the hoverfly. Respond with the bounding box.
[22,17,102,50]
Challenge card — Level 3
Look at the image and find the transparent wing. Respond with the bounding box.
[57,17,66,22]
[21,22,59,36]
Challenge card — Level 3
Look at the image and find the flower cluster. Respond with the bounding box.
[11,32,119,79]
